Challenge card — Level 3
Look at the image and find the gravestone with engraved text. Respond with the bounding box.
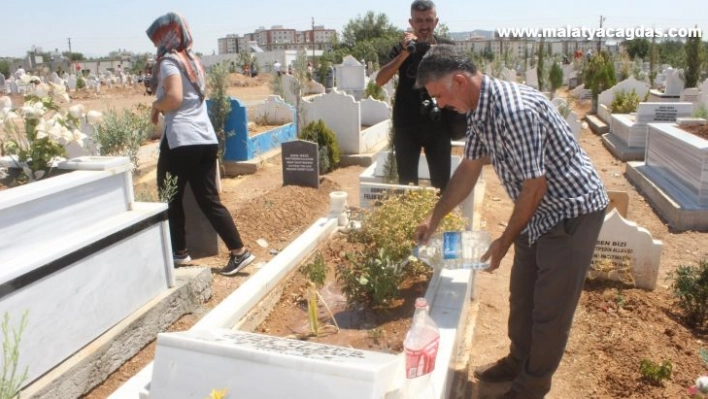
[282,140,319,189]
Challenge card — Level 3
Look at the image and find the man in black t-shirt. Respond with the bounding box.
[375,0,456,191]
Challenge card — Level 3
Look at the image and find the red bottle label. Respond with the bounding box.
[404,335,440,378]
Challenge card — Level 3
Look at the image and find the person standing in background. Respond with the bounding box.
[147,11,255,276]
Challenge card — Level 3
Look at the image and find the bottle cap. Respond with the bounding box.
[415,297,428,309]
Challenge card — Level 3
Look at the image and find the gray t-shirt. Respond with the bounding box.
[157,58,217,149]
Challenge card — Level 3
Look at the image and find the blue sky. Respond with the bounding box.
[1,0,705,58]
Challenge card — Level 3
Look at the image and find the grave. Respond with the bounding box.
[111,200,479,399]
[281,139,319,189]
[335,55,366,101]
[220,96,297,175]
[301,90,390,158]
[596,77,650,125]
[589,209,662,290]
[359,152,482,231]
[625,122,708,230]
[602,102,693,161]
[649,67,684,102]
[0,157,177,394]
[524,67,538,89]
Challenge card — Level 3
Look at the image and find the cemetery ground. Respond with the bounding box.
[3,76,706,398]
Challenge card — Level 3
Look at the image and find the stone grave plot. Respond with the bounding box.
[649,67,684,101]
[112,193,479,399]
[596,76,650,125]
[589,209,663,290]
[219,96,296,165]
[301,90,390,157]
[0,157,209,399]
[602,102,693,161]
[625,121,708,231]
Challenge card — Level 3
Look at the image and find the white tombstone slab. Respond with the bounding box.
[252,95,295,125]
[149,329,401,399]
[680,88,701,103]
[562,64,575,85]
[663,68,685,96]
[501,67,516,82]
[336,55,366,92]
[565,111,582,140]
[525,67,538,89]
[701,78,708,107]
[589,209,663,290]
[67,76,77,91]
[636,102,694,123]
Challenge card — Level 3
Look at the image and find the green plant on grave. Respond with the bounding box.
[299,252,339,338]
[339,189,466,307]
[639,358,673,385]
[299,120,340,174]
[382,124,397,184]
[76,76,86,90]
[667,259,708,328]
[609,89,641,114]
[583,51,617,114]
[1,311,29,399]
[301,252,327,288]
[207,61,233,161]
[94,104,152,169]
[699,347,708,367]
[693,104,708,119]
[364,80,385,101]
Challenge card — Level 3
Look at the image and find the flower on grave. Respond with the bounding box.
[207,388,228,399]
[1,95,87,184]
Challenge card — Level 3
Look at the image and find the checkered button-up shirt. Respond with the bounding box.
[464,75,609,244]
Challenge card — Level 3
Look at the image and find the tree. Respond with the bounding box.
[623,38,650,60]
[549,61,563,98]
[435,22,451,40]
[658,39,686,68]
[684,31,703,88]
[537,38,545,91]
[0,60,9,78]
[341,11,401,65]
[62,52,85,62]
[583,51,617,113]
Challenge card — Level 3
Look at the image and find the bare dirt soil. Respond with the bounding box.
[5,80,706,398]
[679,123,708,140]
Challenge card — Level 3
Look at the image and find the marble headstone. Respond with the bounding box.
[589,209,663,290]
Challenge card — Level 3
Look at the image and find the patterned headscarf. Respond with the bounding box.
[146,12,206,101]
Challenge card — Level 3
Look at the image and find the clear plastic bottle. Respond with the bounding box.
[403,298,440,399]
[442,231,462,269]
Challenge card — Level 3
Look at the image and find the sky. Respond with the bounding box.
[1,0,706,59]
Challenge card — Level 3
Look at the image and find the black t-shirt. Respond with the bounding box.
[387,36,455,129]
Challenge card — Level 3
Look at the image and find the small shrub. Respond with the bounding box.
[1,311,29,399]
[365,80,385,101]
[207,62,232,160]
[667,260,708,328]
[299,120,339,174]
[639,359,672,385]
[610,89,641,114]
[339,189,466,306]
[699,347,708,367]
[76,76,86,90]
[301,252,327,288]
[94,105,152,169]
[693,103,708,119]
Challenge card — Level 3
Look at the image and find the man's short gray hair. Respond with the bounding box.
[415,44,478,88]
[411,0,435,12]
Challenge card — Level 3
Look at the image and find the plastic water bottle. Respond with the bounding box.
[403,298,439,399]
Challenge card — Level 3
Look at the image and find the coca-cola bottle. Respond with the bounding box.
[403,298,440,398]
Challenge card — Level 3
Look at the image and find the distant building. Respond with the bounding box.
[217,25,336,54]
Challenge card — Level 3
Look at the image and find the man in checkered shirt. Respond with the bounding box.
[414,45,609,399]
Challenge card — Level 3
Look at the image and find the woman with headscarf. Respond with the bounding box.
[147,12,254,276]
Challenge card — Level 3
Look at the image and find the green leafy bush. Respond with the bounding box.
[299,120,340,174]
[94,105,152,169]
[610,89,641,114]
[1,311,29,399]
[667,260,708,328]
[639,359,672,385]
[301,252,327,288]
[339,189,466,306]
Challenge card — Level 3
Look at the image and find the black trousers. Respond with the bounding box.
[157,140,244,252]
[393,125,451,191]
